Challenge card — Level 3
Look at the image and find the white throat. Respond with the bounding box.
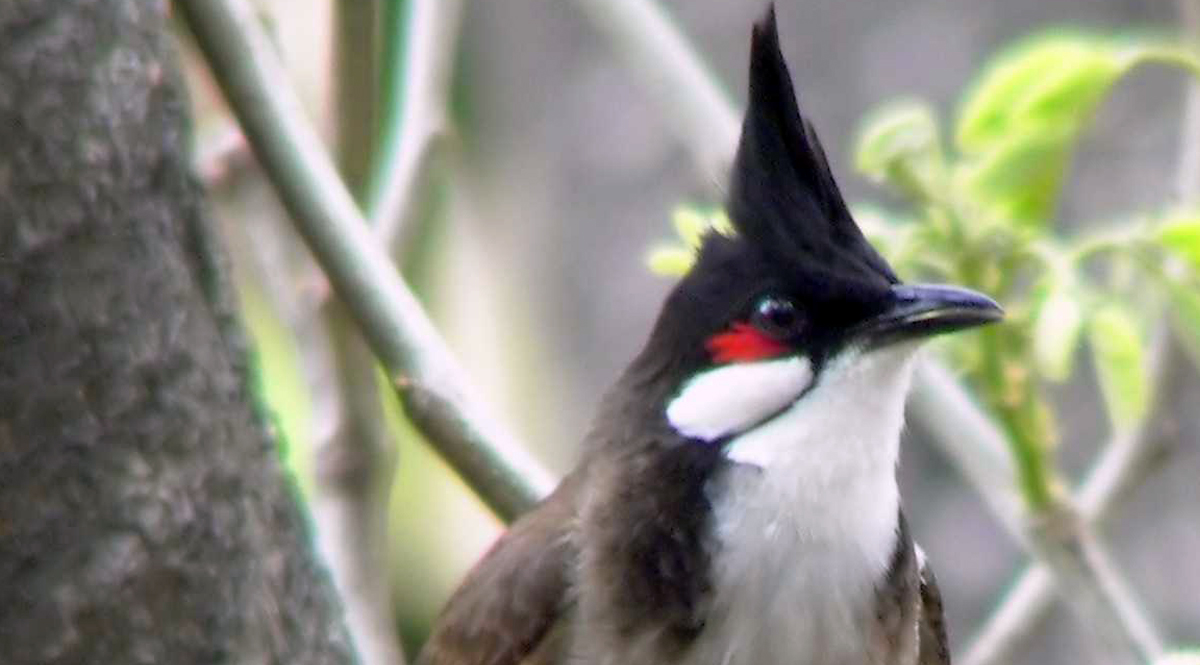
[716,343,918,571]
[726,343,917,477]
[669,344,921,665]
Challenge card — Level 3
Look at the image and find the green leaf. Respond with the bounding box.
[957,123,1072,223]
[646,245,695,276]
[646,206,737,277]
[1159,213,1200,270]
[1087,304,1148,430]
[710,209,735,237]
[1014,52,1124,121]
[672,206,710,249]
[1033,284,1085,381]
[855,100,943,201]
[953,33,1190,225]
[956,33,1126,153]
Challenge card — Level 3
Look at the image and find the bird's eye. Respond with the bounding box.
[751,295,803,339]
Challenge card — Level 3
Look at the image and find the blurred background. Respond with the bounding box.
[180,0,1200,662]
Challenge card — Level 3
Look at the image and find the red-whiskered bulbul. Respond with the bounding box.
[417,6,1002,665]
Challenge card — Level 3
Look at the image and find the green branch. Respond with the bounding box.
[368,0,464,248]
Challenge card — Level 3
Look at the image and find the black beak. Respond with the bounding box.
[855,283,1004,348]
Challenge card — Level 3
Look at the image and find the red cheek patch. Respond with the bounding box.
[705,323,789,364]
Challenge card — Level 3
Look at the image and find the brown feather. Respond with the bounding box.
[918,556,952,665]
[869,512,921,665]
[416,471,584,665]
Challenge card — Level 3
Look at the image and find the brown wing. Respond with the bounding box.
[417,471,583,665]
[916,546,952,665]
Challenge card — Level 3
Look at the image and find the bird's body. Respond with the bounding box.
[569,345,938,665]
[423,347,946,665]
[418,7,986,665]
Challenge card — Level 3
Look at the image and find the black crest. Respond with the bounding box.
[620,4,908,405]
[726,6,897,298]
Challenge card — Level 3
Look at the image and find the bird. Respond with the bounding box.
[417,6,1001,665]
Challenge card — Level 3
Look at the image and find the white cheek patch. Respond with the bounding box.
[666,356,814,441]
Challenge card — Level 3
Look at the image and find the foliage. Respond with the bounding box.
[653,31,1200,511]
[854,31,1200,509]
[647,205,734,276]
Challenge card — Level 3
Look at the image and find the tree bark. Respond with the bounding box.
[0,1,354,663]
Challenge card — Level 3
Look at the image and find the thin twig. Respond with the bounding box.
[198,7,406,664]
[177,0,555,522]
[571,0,740,188]
[316,305,404,665]
[304,1,407,665]
[195,120,250,186]
[1021,507,1163,661]
[333,0,380,200]
[962,565,1054,665]
[916,359,1169,664]
[370,0,465,251]
[232,207,408,665]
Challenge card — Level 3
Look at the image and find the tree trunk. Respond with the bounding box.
[0,1,354,663]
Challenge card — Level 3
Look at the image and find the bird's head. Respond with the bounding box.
[618,7,1002,448]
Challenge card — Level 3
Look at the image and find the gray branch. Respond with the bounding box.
[372,0,466,250]
[572,0,740,188]
[316,305,405,665]
[177,0,555,522]
[915,361,1166,664]
[302,2,410,664]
